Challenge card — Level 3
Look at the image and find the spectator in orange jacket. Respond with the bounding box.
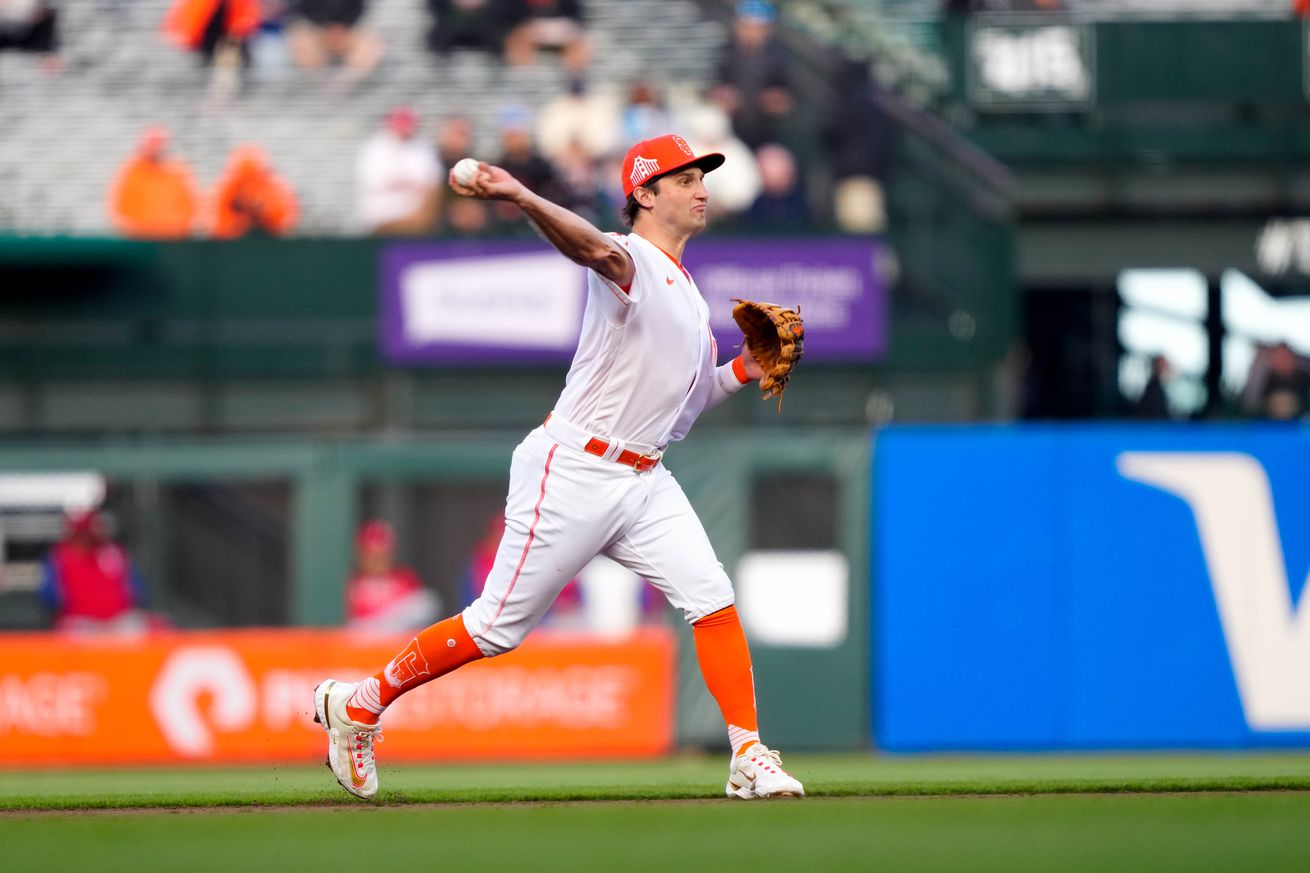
[108,126,200,239]
[163,0,262,64]
[210,145,299,238]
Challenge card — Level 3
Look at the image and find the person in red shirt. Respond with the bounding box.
[39,509,149,635]
[345,520,439,632]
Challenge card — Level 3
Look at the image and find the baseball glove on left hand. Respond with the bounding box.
[732,299,805,410]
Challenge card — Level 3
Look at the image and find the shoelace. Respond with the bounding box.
[353,730,383,770]
[747,747,785,775]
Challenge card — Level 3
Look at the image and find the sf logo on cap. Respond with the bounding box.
[630,156,661,187]
[671,136,693,156]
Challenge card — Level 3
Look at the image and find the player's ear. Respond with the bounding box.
[634,185,656,209]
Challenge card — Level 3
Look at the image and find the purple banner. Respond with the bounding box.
[381,237,887,365]
[682,238,887,362]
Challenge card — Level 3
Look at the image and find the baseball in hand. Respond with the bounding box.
[452,158,482,187]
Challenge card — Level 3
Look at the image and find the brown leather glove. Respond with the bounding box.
[731,299,805,411]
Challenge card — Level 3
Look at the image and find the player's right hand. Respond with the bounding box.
[739,343,766,382]
[449,163,525,203]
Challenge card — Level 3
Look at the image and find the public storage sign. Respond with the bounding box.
[874,424,1310,751]
[0,627,674,765]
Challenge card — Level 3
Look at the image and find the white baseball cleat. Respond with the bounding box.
[725,742,805,799]
[313,678,381,799]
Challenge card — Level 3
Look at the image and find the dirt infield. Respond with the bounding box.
[7,787,1310,819]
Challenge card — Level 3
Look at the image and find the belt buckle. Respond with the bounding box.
[634,448,663,471]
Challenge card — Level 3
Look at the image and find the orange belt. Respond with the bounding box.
[583,437,662,472]
[543,413,664,472]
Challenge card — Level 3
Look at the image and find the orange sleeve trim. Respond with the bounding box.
[731,355,750,384]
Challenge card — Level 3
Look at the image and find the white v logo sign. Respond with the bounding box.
[1118,452,1310,730]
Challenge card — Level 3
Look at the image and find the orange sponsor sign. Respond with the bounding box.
[0,627,675,766]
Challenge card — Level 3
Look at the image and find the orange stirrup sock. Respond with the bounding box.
[345,615,485,724]
[692,605,761,756]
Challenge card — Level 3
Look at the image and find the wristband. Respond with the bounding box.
[731,355,750,385]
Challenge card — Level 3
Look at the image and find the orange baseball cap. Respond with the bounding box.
[621,134,725,197]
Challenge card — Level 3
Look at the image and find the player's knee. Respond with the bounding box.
[472,631,522,658]
[677,570,736,626]
[460,607,527,656]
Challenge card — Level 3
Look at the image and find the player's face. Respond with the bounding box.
[652,168,709,233]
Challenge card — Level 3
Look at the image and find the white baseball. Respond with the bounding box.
[452,157,482,187]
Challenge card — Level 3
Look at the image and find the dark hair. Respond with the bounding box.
[621,176,663,227]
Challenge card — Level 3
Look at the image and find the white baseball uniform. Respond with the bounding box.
[461,231,752,655]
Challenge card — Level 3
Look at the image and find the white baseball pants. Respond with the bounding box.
[461,425,735,656]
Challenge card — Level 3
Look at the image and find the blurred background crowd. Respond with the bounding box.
[0,0,888,238]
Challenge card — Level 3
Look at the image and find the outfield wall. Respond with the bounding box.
[11,423,1310,762]
[0,628,674,766]
[873,424,1310,751]
[0,430,872,760]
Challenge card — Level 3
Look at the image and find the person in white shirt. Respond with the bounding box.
[314,133,805,803]
[354,106,442,235]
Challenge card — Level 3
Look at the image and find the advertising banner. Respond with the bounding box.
[380,237,887,365]
[874,424,1310,750]
[0,627,674,765]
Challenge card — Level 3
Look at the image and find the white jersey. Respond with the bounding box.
[552,232,747,449]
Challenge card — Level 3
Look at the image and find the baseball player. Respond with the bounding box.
[314,133,805,801]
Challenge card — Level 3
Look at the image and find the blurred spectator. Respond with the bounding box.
[286,0,384,88]
[435,113,475,167]
[426,0,508,58]
[834,176,885,233]
[210,145,299,237]
[593,152,626,227]
[503,0,589,72]
[164,0,262,66]
[743,143,810,229]
[248,0,295,80]
[536,78,620,163]
[619,80,673,148]
[436,115,491,233]
[551,138,601,223]
[356,106,443,235]
[823,58,890,233]
[1241,342,1310,420]
[0,0,62,72]
[447,197,491,235]
[684,105,760,219]
[108,126,201,239]
[345,520,440,633]
[39,510,150,636]
[1133,354,1174,420]
[491,104,573,225]
[710,0,793,149]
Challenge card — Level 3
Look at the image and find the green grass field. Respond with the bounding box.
[4,753,1310,873]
